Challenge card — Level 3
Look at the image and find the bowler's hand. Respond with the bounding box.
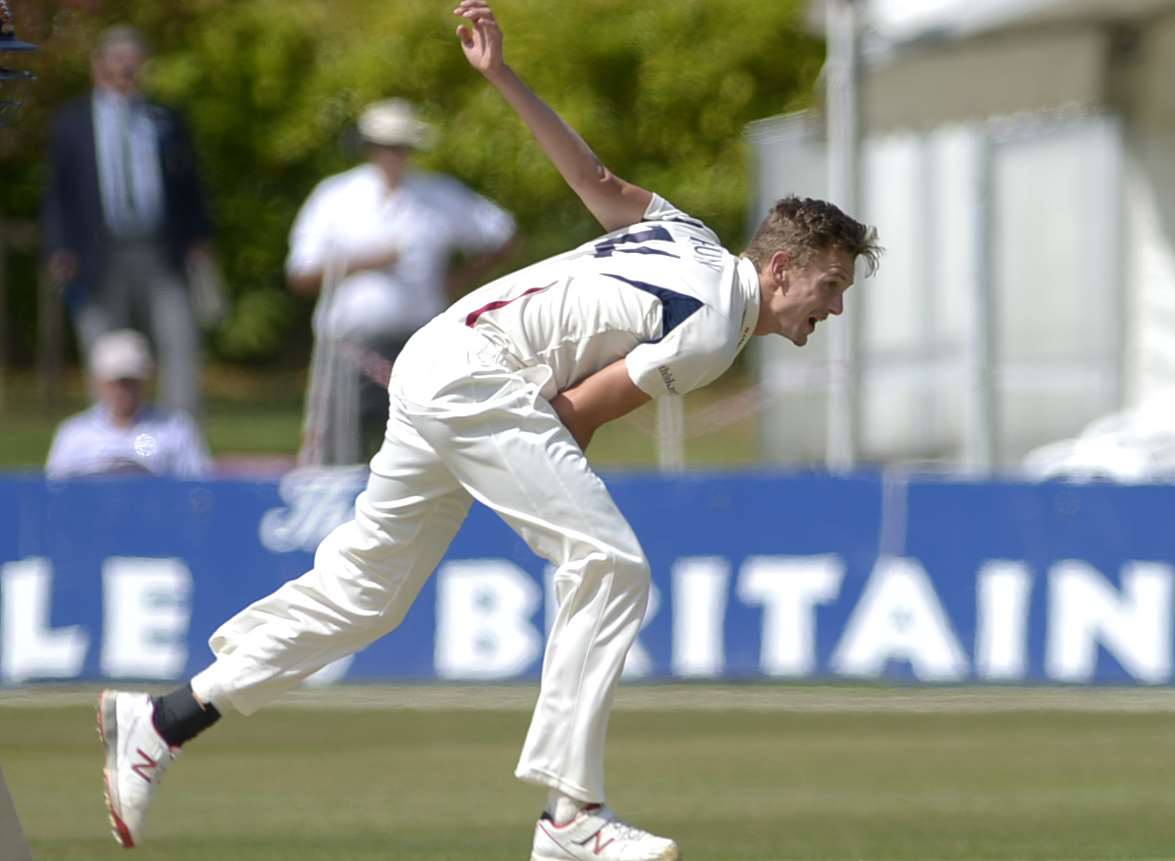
[454,0,505,78]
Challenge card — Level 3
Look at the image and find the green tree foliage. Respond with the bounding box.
[1,0,822,364]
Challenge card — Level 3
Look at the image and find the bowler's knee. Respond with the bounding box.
[609,545,651,594]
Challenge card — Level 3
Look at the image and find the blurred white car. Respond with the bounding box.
[1022,395,1175,482]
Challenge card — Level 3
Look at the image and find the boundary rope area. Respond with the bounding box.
[7,684,1175,713]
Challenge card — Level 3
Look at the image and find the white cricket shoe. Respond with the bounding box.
[98,690,178,848]
[530,804,680,861]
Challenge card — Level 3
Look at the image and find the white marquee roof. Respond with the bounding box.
[807,0,1175,131]
[865,0,1175,44]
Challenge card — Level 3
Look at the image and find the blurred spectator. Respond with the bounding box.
[46,329,211,479]
[287,97,516,465]
[41,24,220,417]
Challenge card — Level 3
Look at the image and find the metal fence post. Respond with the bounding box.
[825,0,863,471]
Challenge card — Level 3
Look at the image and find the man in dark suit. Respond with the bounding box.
[42,25,216,415]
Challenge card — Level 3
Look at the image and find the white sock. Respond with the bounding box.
[547,791,587,824]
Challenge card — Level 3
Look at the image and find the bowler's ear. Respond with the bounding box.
[769,250,792,291]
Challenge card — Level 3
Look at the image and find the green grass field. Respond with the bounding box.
[6,686,1175,861]
[0,364,762,471]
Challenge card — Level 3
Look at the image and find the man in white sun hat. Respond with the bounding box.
[46,328,211,478]
[286,95,517,465]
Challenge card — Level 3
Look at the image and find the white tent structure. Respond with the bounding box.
[750,0,1175,472]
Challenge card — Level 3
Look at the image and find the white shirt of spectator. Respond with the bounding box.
[46,404,212,479]
[440,194,760,400]
[285,164,516,341]
[92,88,165,238]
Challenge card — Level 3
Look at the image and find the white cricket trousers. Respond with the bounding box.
[192,319,651,803]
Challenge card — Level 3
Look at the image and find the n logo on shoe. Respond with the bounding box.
[575,829,614,856]
[130,748,158,783]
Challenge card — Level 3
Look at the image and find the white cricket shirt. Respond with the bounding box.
[286,165,516,340]
[445,194,761,399]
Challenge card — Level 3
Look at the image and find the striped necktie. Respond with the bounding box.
[119,101,139,229]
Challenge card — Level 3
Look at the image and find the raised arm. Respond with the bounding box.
[454,0,653,232]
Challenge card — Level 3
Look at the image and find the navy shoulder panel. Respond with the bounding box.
[603,273,704,342]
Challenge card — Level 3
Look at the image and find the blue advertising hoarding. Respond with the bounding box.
[1,470,1172,685]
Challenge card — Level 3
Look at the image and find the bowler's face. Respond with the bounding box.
[764,247,855,346]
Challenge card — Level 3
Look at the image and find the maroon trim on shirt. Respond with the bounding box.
[463,282,555,327]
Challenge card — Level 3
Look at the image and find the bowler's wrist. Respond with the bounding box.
[482,62,514,87]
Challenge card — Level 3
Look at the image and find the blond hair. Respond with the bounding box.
[743,196,881,276]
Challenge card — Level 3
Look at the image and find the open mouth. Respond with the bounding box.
[808,316,818,332]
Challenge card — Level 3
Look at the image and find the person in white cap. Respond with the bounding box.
[45,328,211,479]
[96,2,880,859]
[286,95,518,465]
